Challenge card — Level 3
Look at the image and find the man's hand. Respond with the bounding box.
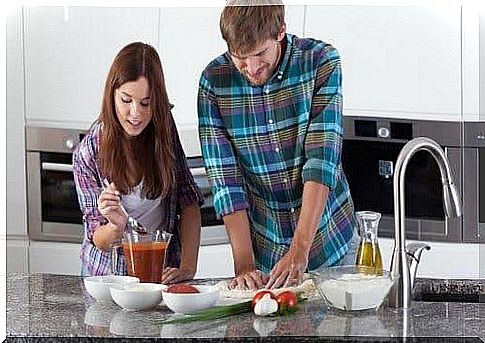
[161,267,196,284]
[228,269,269,290]
[265,246,309,289]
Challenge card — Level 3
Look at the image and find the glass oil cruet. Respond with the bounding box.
[355,211,383,275]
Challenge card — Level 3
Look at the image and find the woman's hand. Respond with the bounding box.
[161,267,196,284]
[97,182,127,228]
[228,269,269,290]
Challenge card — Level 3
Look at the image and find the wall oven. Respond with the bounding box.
[26,125,228,244]
[462,122,485,243]
[342,116,463,242]
[185,156,228,245]
[26,126,85,243]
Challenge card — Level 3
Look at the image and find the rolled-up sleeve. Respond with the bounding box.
[198,73,248,217]
[72,131,105,242]
[302,45,344,191]
[169,114,204,210]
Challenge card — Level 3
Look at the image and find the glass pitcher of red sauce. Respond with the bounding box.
[121,230,172,283]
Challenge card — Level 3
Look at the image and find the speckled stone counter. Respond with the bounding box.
[5,273,485,343]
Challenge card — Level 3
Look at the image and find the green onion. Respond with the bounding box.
[157,295,307,325]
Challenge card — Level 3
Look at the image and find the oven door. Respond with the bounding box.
[342,139,462,243]
[188,158,228,246]
[463,147,485,242]
[27,151,83,243]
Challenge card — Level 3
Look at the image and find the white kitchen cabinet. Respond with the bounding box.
[23,6,159,127]
[462,6,481,123]
[7,7,28,238]
[158,6,226,132]
[159,5,305,152]
[7,239,29,273]
[195,244,234,279]
[378,238,481,279]
[481,10,485,122]
[305,6,462,121]
[29,241,81,275]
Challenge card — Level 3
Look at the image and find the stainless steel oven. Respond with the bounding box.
[185,156,228,245]
[26,125,229,245]
[342,116,463,242]
[26,126,85,243]
[462,122,485,243]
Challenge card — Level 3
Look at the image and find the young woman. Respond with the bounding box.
[73,42,203,284]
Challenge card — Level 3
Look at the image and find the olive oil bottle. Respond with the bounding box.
[355,211,383,275]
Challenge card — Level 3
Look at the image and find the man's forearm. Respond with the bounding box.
[222,210,256,274]
[292,181,329,252]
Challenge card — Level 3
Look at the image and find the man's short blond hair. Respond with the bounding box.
[220,0,285,56]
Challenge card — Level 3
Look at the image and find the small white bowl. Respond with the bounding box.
[83,275,139,302]
[110,283,164,311]
[162,285,220,314]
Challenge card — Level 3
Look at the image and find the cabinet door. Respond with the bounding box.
[195,244,234,279]
[29,241,81,275]
[158,6,305,155]
[480,10,485,122]
[23,6,159,126]
[305,6,461,121]
[7,239,29,273]
[7,6,28,237]
[158,7,226,131]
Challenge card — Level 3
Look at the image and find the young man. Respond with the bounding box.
[198,1,356,290]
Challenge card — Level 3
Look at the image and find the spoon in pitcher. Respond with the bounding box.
[102,179,148,235]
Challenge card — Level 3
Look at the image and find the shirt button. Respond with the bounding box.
[277,75,283,80]
[290,208,295,213]
[268,119,274,124]
[275,147,280,153]
[265,88,270,94]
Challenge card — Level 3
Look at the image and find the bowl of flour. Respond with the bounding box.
[310,265,395,311]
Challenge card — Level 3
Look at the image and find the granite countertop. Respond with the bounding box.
[5,273,485,343]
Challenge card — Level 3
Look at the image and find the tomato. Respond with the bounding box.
[251,290,276,309]
[166,284,200,294]
[275,291,298,312]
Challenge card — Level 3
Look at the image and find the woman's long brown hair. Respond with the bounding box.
[98,42,174,199]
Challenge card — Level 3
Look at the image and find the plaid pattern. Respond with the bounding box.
[73,117,203,276]
[198,34,355,273]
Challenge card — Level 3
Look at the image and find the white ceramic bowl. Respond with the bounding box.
[110,283,164,311]
[83,275,139,302]
[310,265,395,311]
[162,285,220,314]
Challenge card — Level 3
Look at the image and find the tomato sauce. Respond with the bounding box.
[122,241,168,283]
[166,284,200,293]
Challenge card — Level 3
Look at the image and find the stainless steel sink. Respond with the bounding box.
[412,278,484,303]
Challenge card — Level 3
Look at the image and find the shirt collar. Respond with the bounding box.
[274,33,292,81]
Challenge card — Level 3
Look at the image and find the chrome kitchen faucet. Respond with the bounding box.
[388,137,462,308]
